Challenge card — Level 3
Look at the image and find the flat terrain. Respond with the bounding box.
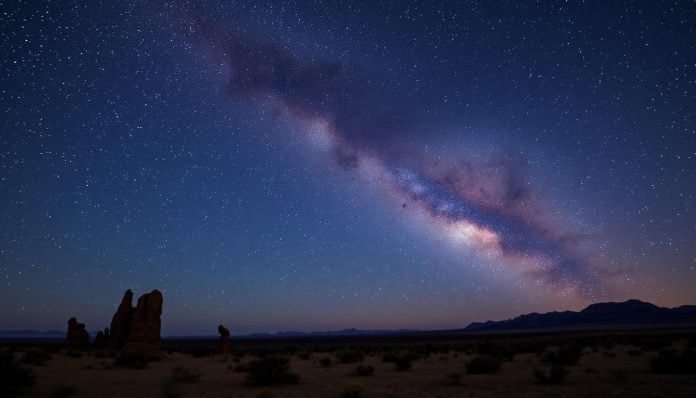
[3,329,696,397]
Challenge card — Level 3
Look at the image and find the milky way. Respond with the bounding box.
[195,31,603,299]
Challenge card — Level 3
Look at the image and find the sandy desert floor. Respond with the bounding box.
[5,334,696,398]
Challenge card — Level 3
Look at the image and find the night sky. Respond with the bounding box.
[1,1,695,336]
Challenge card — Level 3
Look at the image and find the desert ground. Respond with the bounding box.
[3,329,696,397]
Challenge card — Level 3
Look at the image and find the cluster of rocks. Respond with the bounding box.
[65,289,164,353]
[65,289,232,355]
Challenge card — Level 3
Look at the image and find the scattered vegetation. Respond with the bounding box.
[353,364,374,376]
[19,349,52,366]
[319,356,332,367]
[341,383,364,398]
[534,366,569,384]
[113,351,154,369]
[245,355,301,386]
[0,349,36,397]
[255,390,274,398]
[337,349,365,364]
[445,372,462,386]
[393,354,413,371]
[466,354,502,374]
[650,349,696,374]
[52,383,78,398]
[543,345,583,366]
[170,366,202,383]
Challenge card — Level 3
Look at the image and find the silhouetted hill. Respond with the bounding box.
[465,299,696,331]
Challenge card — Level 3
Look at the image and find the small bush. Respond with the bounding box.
[319,357,332,367]
[650,349,696,374]
[337,349,365,364]
[466,355,502,374]
[114,351,151,369]
[170,366,201,383]
[341,383,363,398]
[353,364,374,376]
[66,350,83,359]
[284,371,301,385]
[20,350,51,366]
[0,350,36,397]
[246,355,299,386]
[298,352,311,360]
[256,390,274,398]
[52,383,78,397]
[543,345,583,366]
[394,355,412,371]
[381,353,397,363]
[445,372,462,385]
[627,349,643,357]
[534,366,569,384]
[234,363,251,372]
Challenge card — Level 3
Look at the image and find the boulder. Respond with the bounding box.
[218,324,230,353]
[65,317,89,349]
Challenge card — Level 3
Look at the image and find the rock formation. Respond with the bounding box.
[218,324,230,353]
[105,289,163,353]
[93,327,110,349]
[65,317,89,349]
[109,289,134,348]
[124,289,163,352]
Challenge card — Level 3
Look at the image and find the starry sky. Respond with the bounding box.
[1,1,695,336]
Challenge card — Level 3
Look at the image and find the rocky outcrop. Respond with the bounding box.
[109,289,134,348]
[105,289,163,353]
[93,327,110,349]
[218,324,230,354]
[123,290,163,352]
[65,317,89,349]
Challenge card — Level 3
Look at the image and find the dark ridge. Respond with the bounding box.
[465,299,696,331]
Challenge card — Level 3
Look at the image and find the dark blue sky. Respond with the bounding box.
[1,0,694,335]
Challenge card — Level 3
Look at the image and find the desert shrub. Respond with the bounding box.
[319,356,332,367]
[381,353,397,363]
[246,355,299,386]
[113,351,152,369]
[476,341,514,361]
[170,366,201,383]
[341,383,363,398]
[234,363,251,372]
[445,372,462,385]
[298,351,311,360]
[534,366,569,384]
[256,390,274,398]
[284,372,301,385]
[627,349,643,357]
[52,383,78,397]
[20,350,51,366]
[394,354,412,371]
[337,349,364,364]
[353,364,374,376]
[543,345,583,366]
[466,355,502,374]
[650,349,696,374]
[0,349,36,397]
[66,350,83,358]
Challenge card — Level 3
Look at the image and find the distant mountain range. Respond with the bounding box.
[241,328,419,338]
[465,299,696,331]
[3,300,695,339]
